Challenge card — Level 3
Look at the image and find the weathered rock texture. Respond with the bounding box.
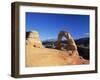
[26,31,89,67]
[56,31,77,50]
[26,31,44,48]
[56,31,78,56]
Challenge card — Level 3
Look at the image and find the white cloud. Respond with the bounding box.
[85,33,90,36]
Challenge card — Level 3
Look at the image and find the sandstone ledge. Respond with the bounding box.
[26,46,89,67]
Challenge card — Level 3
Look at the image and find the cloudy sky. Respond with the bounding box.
[26,12,89,40]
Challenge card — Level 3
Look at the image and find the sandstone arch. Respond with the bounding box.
[56,31,77,51]
[26,30,89,67]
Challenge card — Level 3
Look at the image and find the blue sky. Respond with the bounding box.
[26,12,89,41]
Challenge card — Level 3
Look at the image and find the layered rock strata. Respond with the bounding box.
[26,31,44,48]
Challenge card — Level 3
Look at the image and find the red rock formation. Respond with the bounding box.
[26,31,89,67]
[55,31,89,64]
[56,31,77,51]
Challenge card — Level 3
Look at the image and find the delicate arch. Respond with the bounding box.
[56,31,77,51]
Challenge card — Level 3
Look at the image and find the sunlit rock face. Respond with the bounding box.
[26,31,44,48]
[26,31,89,67]
[56,31,77,51]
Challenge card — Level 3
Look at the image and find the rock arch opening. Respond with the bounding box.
[56,31,77,51]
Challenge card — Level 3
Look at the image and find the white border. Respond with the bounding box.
[19,5,95,74]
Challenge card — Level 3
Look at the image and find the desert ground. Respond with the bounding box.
[26,45,89,67]
[26,31,89,67]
